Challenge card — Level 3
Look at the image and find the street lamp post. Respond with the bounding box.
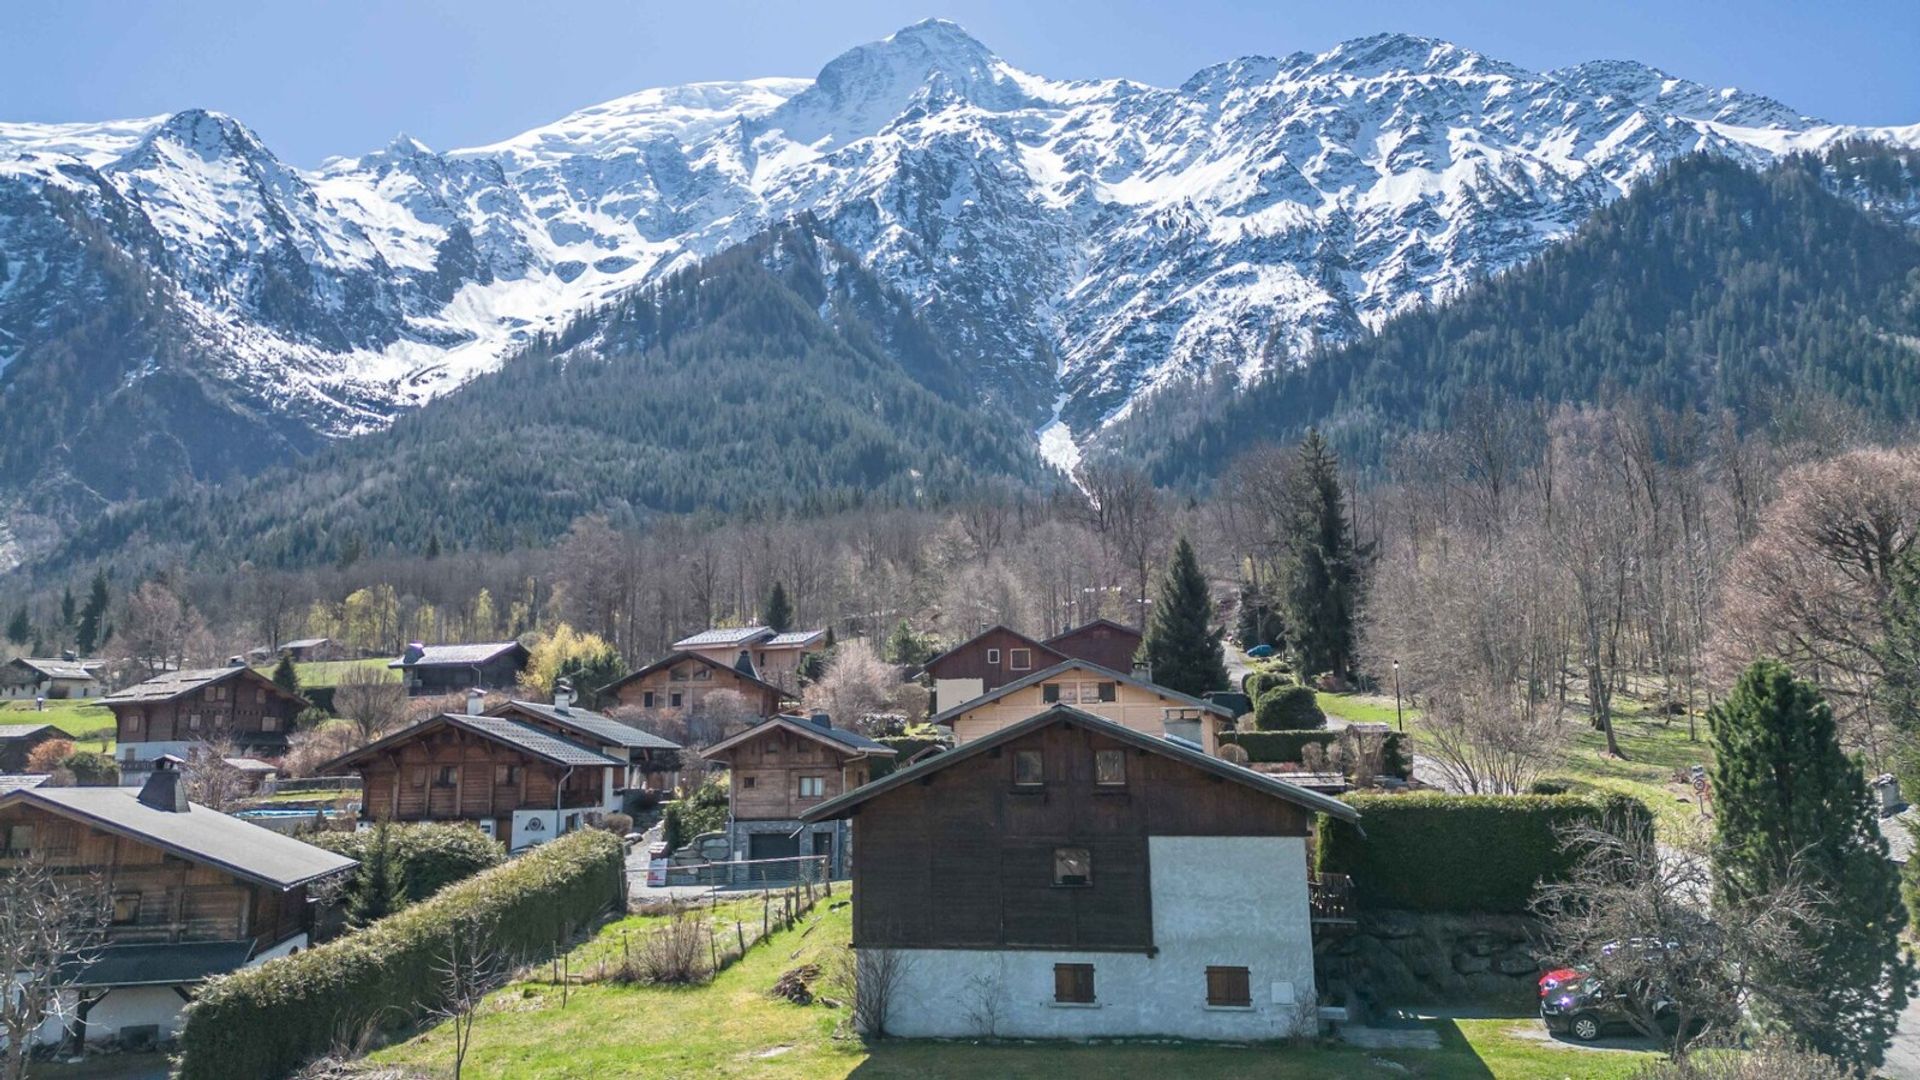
[1392,659,1404,733]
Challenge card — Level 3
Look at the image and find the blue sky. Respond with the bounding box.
[5,0,1915,166]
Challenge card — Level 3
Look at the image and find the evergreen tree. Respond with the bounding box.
[763,582,794,634]
[1875,546,1920,799]
[884,620,937,667]
[1280,430,1364,680]
[1234,584,1285,651]
[425,531,442,560]
[1140,536,1228,697]
[1710,660,1913,1066]
[271,654,301,697]
[346,823,405,928]
[4,606,28,648]
[58,587,74,632]
[75,571,109,655]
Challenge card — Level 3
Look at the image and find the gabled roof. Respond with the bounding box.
[0,775,48,792]
[389,642,527,669]
[802,704,1361,825]
[0,787,357,890]
[599,650,792,699]
[929,658,1234,726]
[321,712,625,774]
[919,624,1064,674]
[702,714,896,762]
[281,637,330,651]
[10,657,104,681]
[765,629,826,649]
[490,700,681,751]
[672,626,775,650]
[102,666,306,709]
[1044,618,1143,645]
[64,940,257,988]
[0,723,60,741]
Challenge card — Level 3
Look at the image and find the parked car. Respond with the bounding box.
[1539,966,1715,1043]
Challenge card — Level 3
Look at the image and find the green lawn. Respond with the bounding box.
[1317,690,1414,727]
[253,657,396,688]
[1,698,116,744]
[375,902,1657,1080]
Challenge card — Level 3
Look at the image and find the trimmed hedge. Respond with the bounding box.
[308,822,503,908]
[1315,792,1653,914]
[663,778,730,850]
[178,829,624,1080]
[1242,669,1291,701]
[1217,731,1412,779]
[1253,685,1325,730]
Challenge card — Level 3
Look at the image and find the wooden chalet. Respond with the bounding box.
[920,625,1068,711]
[932,659,1235,755]
[102,666,309,769]
[699,713,895,879]
[389,641,530,696]
[0,761,356,1050]
[0,656,106,701]
[670,626,827,692]
[321,709,624,851]
[1044,618,1145,674]
[802,704,1360,1041]
[601,650,791,718]
[0,722,64,772]
[486,695,682,794]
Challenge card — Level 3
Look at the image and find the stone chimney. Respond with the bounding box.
[1132,660,1152,683]
[401,642,426,666]
[466,688,487,716]
[553,677,574,711]
[137,757,188,813]
[810,711,833,730]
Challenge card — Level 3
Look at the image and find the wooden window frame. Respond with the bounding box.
[1098,682,1117,702]
[669,691,684,708]
[434,765,459,788]
[4,824,33,855]
[1206,965,1252,1008]
[1053,846,1092,887]
[1094,749,1127,787]
[985,648,1001,665]
[1009,648,1032,671]
[1013,750,1044,787]
[1054,963,1096,1004]
[111,891,142,926]
[798,775,826,799]
[742,775,757,789]
[642,691,656,708]
[1042,682,1061,703]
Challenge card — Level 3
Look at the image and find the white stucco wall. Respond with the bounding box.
[934,678,984,713]
[23,933,311,1048]
[876,835,1316,1041]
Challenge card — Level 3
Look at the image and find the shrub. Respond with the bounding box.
[308,822,503,912]
[663,778,730,851]
[1217,731,1412,778]
[601,812,635,836]
[1316,792,1653,914]
[25,738,75,775]
[178,829,623,1080]
[61,750,120,786]
[1252,685,1326,731]
[1629,1036,1852,1079]
[1241,667,1293,701]
[1528,779,1572,795]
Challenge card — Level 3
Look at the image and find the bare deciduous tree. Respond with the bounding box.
[0,860,108,1079]
[183,736,250,811]
[334,665,409,744]
[827,943,914,1039]
[430,917,508,1080]
[801,639,915,735]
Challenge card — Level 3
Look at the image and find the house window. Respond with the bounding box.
[112,892,141,925]
[670,692,684,708]
[435,766,458,788]
[1053,847,1092,887]
[1095,749,1126,786]
[1054,963,1096,1004]
[1079,682,1101,702]
[4,825,32,855]
[642,691,656,708]
[494,765,520,785]
[1009,648,1032,671]
[1206,966,1252,1007]
[187,714,202,731]
[1042,683,1061,703]
[1098,682,1117,702]
[212,685,227,702]
[261,716,280,733]
[410,767,428,786]
[1014,750,1044,786]
[256,688,267,704]
[127,713,142,732]
[986,648,1001,665]
[742,776,757,789]
[693,667,712,681]
[798,776,826,799]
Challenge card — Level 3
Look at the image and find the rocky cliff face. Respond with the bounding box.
[2,19,1914,511]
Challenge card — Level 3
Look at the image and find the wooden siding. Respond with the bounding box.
[710,724,872,821]
[403,654,526,696]
[924,629,1065,693]
[848,721,1308,952]
[947,674,1225,755]
[349,725,609,826]
[0,803,308,952]
[684,645,810,693]
[110,670,303,750]
[610,659,784,717]
[1047,622,1144,673]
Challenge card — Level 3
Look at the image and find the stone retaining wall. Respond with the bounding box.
[1317,910,1544,1011]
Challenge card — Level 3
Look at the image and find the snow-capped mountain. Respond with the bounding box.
[2,19,1915,486]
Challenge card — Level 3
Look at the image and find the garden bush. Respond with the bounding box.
[308,822,503,910]
[1241,667,1292,701]
[178,828,623,1080]
[1252,685,1325,730]
[1218,731,1412,779]
[663,778,730,850]
[1315,792,1653,914]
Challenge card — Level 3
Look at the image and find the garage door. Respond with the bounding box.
[747,832,800,881]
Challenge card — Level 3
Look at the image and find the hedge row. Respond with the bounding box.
[1218,731,1412,778]
[1315,792,1653,914]
[307,822,504,908]
[178,829,624,1080]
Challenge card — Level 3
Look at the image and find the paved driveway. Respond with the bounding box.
[1887,993,1920,1079]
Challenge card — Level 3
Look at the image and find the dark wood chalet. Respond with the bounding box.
[921,625,1067,712]
[801,704,1360,1041]
[1044,618,1145,674]
[321,711,624,851]
[601,650,790,718]
[0,762,356,1050]
[389,641,531,696]
[699,713,895,879]
[486,697,682,793]
[102,666,310,769]
[0,723,63,771]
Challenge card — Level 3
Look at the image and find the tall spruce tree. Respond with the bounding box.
[1875,546,1920,799]
[763,582,794,634]
[4,606,28,648]
[1141,536,1228,697]
[1280,430,1365,681]
[1710,660,1912,1066]
[346,823,405,928]
[75,571,109,655]
[271,654,301,698]
[57,587,74,633]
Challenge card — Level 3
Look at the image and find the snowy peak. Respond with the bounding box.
[1550,59,1819,128]
[1290,32,1530,81]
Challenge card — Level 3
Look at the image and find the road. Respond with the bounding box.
[1888,995,1920,1079]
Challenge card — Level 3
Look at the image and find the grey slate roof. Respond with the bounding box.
[0,775,48,792]
[703,713,897,761]
[672,626,776,649]
[0,787,357,890]
[765,630,826,648]
[0,724,59,741]
[802,703,1362,826]
[600,650,792,699]
[494,701,681,751]
[64,940,256,988]
[390,642,526,668]
[12,657,103,682]
[102,666,286,706]
[929,658,1234,725]
[281,638,330,650]
[324,713,626,774]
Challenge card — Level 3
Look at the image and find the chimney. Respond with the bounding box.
[734,650,758,678]
[137,757,188,813]
[1132,660,1152,683]
[810,711,832,730]
[226,655,246,667]
[61,649,77,662]
[466,688,486,716]
[1876,774,1905,817]
[553,677,574,711]
[402,642,426,665]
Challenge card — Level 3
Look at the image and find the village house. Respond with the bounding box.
[102,666,310,770]
[920,625,1068,710]
[601,650,791,718]
[487,689,682,795]
[801,704,1360,1041]
[275,637,339,662]
[671,626,826,692]
[932,659,1235,756]
[1044,618,1145,674]
[699,713,895,879]
[320,701,624,851]
[0,723,64,772]
[389,641,530,697]
[0,656,107,701]
[0,760,356,1050]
